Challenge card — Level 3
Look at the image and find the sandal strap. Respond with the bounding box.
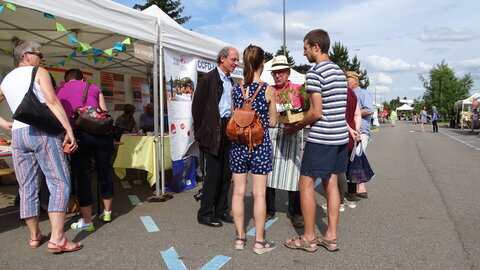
[235,237,247,242]
[255,240,275,247]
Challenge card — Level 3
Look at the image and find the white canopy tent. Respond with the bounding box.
[0,0,238,196]
[396,104,413,111]
[455,92,479,109]
[260,59,306,85]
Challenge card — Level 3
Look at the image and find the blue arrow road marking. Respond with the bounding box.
[199,255,231,270]
[120,181,131,189]
[161,247,187,270]
[128,195,141,205]
[247,217,278,236]
[140,216,159,232]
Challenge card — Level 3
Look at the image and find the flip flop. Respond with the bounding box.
[284,236,317,252]
[29,234,46,249]
[316,236,339,252]
[47,237,83,253]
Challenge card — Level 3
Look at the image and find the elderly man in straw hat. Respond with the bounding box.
[265,55,305,228]
[345,71,373,200]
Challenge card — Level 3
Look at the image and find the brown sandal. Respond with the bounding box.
[316,236,339,252]
[47,237,83,253]
[284,236,317,252]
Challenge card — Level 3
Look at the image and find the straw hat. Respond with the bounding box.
[345,71,359,79]
[268,55,292,71]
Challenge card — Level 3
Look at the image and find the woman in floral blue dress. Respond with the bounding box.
[230,45,277,254]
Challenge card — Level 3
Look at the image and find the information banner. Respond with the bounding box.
[131,76,150,112]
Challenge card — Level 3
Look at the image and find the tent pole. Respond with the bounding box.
[159,20,166,195]
[153,23,161,197]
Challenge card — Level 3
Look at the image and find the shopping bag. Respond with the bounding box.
[346,140,375,184]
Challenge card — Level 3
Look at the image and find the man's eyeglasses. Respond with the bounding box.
[26,51,44,59]
[271,70,288,76]
[226,57,239,63]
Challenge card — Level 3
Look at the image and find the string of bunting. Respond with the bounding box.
[0,3,134,68]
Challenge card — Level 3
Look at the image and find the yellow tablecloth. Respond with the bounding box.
[113,135,171,186]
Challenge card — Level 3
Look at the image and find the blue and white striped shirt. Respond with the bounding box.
[306,61,349,146]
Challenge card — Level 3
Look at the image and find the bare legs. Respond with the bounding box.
[421,122,425,132]
[232,173,272,249]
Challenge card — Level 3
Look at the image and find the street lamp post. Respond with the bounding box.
[283,0,286,55]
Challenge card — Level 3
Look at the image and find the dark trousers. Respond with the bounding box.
[432,120,438,132]
[72,130,114,207]
[198,119,232,218]
[266,187,301,215]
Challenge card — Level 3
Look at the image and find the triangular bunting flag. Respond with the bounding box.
[107,57,113,62]
[121,37,132,45]
[93,58,99,63]
[59,61,65,66]
[70,51,77,57]
[87,55,93,60]
[65,57,71,62]
[4,3,16,11]
[100,58,106,64]
[54,63,59,68]
[87,79,94,84]
[67,34,78,43]
[93,48,103,56]
[50,72,58,78]
[81,51,87,55]
[48,65,54,68]
[103,48,113,56]
[113,42,125,52]
[0,6,4,13]
[76,47,82,52]
[56,22,67,32]
[43,13,55,19]
[79,42,91,51]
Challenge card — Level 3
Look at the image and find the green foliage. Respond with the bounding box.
[418,60,473,119]
[264,51,273,62]
[277,84,309,114]
[329,42,370,89]
[292,64,312,74]
[133,0,191,25]
[275,45,295,66]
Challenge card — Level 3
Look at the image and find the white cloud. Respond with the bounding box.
[418,62,432,71]
[231,0,271,14]
[371,72,393,84]
[457,58,480,68]
[410,87,425,92]
[365,55,415,72]
[373,86,390,93]
[418,27,477,42]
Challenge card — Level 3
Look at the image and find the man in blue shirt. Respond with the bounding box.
[192,46,239,227]
[346,71,373,199]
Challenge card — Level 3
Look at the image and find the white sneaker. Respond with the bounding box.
[321,203,345,212]
[343,198,357,209]
[70,218,94,231]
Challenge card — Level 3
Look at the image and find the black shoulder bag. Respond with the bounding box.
[12,67,64,134]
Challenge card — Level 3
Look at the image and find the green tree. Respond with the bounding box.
[329,42,370,89]
[264,51,273,62]
[419,60,473,120]
[133,0,190,25]
[292,64,312,74]
[275,45,295,66]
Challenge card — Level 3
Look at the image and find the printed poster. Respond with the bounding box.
[101,72,125,111]
[131,76,150,112]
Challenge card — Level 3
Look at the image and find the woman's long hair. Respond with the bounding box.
[243,45,264,85]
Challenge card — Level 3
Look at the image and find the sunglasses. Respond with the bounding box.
[26,51,44,60]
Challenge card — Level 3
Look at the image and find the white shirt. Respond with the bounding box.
[0,66,46,130]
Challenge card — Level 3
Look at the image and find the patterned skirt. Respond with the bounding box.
[267,125,302,191]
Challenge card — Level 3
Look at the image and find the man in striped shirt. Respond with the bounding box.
[284,29,348,252]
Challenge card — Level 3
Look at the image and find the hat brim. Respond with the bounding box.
[268,64,292,71]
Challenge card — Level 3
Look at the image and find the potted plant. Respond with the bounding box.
[277,83,309,124]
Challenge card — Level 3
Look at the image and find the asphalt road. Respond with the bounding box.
[0,121,479,270]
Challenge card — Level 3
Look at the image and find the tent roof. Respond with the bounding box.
[455,92,480,107]
[260,60,306,85]
[396,104,413,111]
[1,0,159,75]
[141,5,231,61]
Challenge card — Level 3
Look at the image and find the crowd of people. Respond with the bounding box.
[192,29,375,254]
[0,28,378,255]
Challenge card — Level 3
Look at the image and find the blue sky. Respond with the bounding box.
[113,0,480,103]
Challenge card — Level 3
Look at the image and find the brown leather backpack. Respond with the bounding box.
[226,82,265,152]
